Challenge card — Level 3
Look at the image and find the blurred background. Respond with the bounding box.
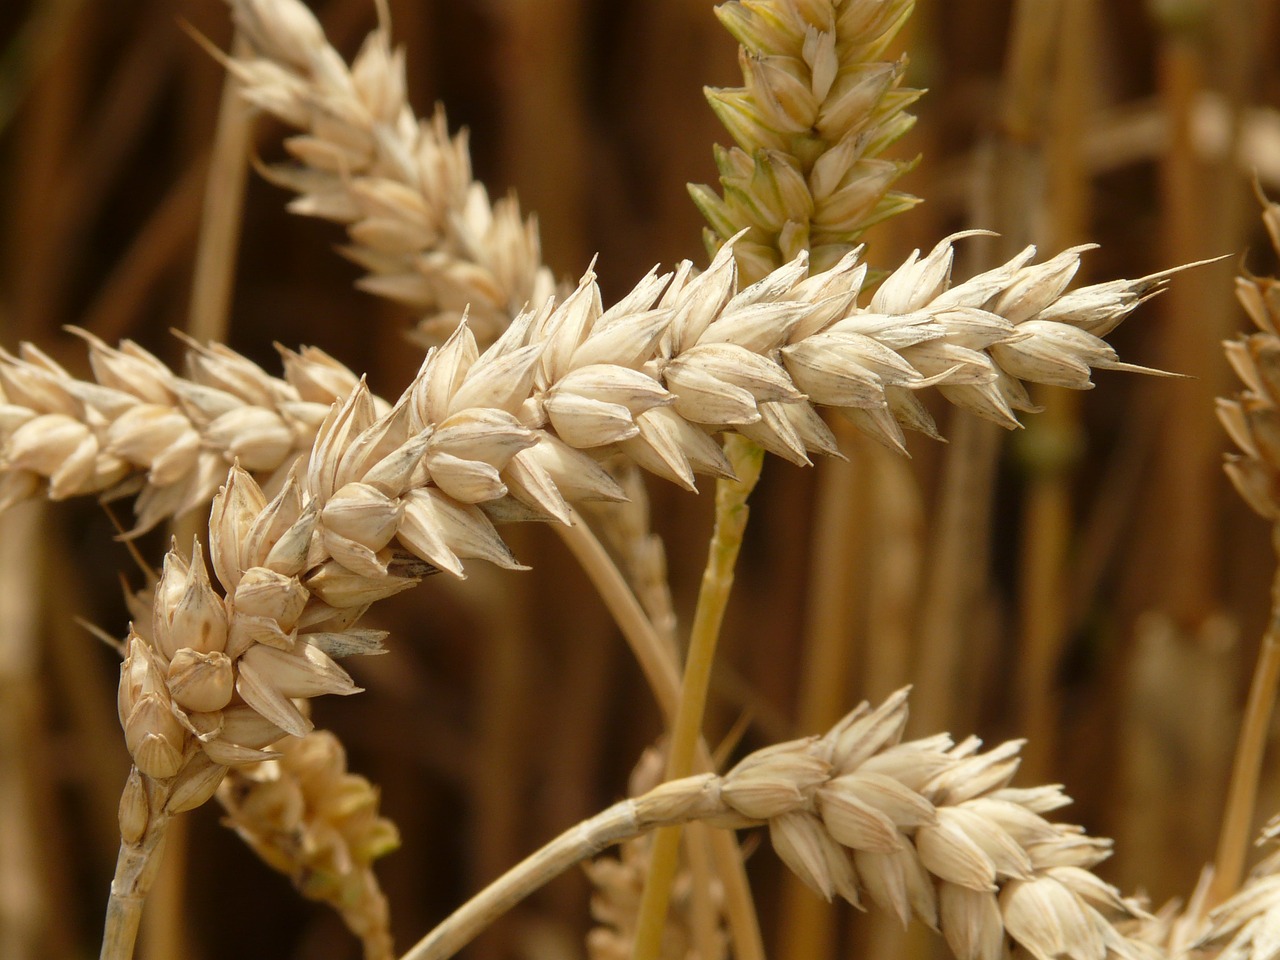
[2,0,1280,957]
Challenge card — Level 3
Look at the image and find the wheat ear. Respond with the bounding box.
[217,729,400,960]
[690,0,920,277]
[221,0,556,348]
[0,238,1182,533]
[401,688,1155,960]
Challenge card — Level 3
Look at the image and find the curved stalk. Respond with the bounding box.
[400,775,725,960]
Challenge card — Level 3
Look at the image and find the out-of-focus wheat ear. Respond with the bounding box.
[218,729,400,960]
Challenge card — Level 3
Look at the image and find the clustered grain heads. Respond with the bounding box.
[0,223,1178,796]
[218,729,400,960]
[690,0,921,278]
[1218,195,1280,520]
[224,0,555,347]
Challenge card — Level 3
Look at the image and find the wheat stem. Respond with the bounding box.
[400,790,664,960]
[632,434,765,960]
[1209,567,1280,906]
[100,778,171,960]
[186,32,252,344]
[556,509,764,960]
[556,513,681,717]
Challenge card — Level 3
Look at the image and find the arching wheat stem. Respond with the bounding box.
[403,689,1153,960]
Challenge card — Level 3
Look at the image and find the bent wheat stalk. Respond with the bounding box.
[402,689,1154,960]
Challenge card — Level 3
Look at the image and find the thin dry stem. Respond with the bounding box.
[186,32,253,345]
[101,780,171,960]
[1210,569,1280,906]
[632,435,765,960]
[556,513,680,718]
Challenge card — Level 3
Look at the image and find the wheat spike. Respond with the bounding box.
[690,0,921,277]
[217,729,400,960]
[222,0,556,347]
[0,238,1179,540]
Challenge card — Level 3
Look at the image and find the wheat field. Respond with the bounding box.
[2,1,1280,959]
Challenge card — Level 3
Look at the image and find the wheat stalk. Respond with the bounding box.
[401,688,1155,960]
[586,746,730,960]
